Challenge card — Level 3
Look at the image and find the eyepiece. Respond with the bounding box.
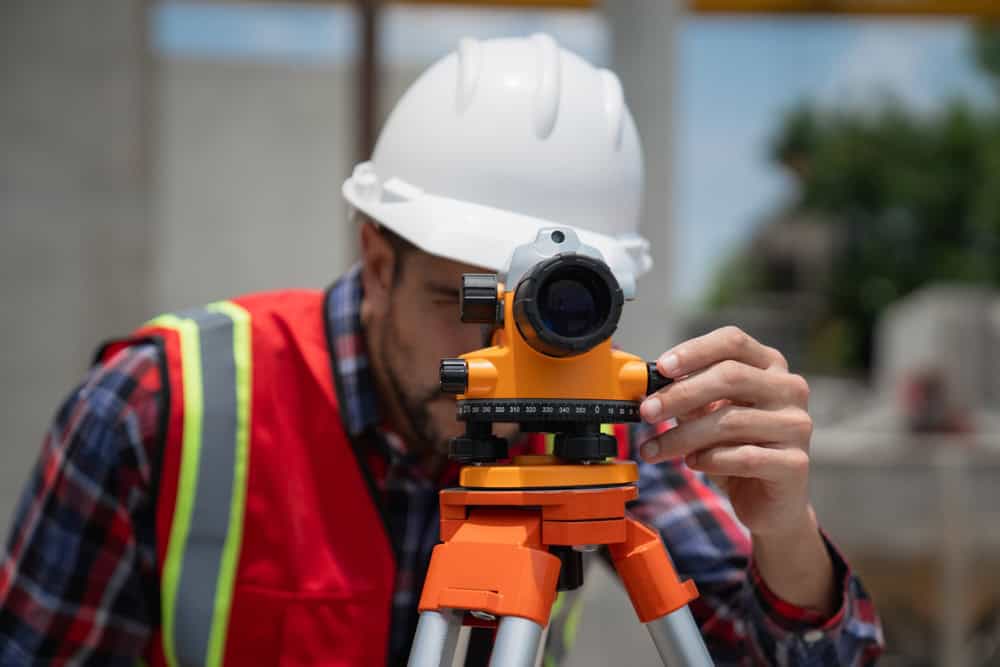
[513,254,623,357]
[460,274,500,324]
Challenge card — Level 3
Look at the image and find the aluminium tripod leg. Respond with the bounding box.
[489,616,545,667]
[409,610,463,667]
[609,518,713,666]
[646,606,712,666]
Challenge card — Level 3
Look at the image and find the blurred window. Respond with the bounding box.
[152,2,608,67]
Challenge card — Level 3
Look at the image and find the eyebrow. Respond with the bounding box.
[425,282,460,299]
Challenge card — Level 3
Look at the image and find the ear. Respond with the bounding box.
[359,221,396,320]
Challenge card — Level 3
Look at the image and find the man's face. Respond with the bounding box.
[361,229,514,457]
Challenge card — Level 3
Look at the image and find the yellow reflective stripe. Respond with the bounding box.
[602,423,616,461]
[147,314,204,667]
[203,301,252,667]
[550,590,566,621]
[562,591,586,651]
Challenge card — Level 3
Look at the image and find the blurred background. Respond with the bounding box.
[3,0,1000,664]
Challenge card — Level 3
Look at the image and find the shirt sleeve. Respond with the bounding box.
[625,423,885,666]
[0,344,164,666]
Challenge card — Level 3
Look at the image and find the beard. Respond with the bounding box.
[374,292,508,458]
[378,313,454,457]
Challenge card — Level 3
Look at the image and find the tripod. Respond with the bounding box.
[407,447,714,666]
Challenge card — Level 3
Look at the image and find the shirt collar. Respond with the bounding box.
[326,263,382,439]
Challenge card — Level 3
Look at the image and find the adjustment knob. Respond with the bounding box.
[646,362,673,395]
[440,358,469,394]
[461,274,500,324]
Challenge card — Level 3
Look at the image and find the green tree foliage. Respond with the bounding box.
[709,24,1000,372]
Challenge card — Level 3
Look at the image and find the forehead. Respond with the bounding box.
[407,250,490,284]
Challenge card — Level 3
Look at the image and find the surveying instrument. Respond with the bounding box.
[407,229,714,666]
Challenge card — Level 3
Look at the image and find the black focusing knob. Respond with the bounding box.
[440,358,469,394]
[461,274,500,324]
[646,362,673,395]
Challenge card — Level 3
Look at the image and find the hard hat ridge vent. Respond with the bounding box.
[531,33,562,140]
[456,37,483,115]
[598,69,626,151]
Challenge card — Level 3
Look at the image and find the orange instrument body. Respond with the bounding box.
[460,283,651,402]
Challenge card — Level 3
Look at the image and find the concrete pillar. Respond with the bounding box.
[154,58,358,312]
[0,1,153,537]
[604,0,681,359]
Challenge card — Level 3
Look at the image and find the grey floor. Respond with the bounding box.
[562,559,664,666]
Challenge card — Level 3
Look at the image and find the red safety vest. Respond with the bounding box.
[99,289,632,667]
[102,290,395,667]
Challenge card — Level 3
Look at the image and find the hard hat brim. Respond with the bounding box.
[343,171,653,290]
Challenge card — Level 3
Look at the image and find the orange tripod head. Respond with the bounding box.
[440,228,671,462]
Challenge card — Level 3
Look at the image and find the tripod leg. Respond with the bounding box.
[489,616,545,667]
[646,606,712,666]
[408,610,462,667]
[609,518,712,666]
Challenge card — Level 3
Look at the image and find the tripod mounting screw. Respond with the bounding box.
[469,610,497,622]
[440,358,469,394]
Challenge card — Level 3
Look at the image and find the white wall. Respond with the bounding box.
[0,0,152,539]
[154,59,360,312]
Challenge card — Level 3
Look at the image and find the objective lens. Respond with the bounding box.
[513,254,624,357]
[537,270,607,338]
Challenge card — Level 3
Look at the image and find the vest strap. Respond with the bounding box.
[147,301,252,667]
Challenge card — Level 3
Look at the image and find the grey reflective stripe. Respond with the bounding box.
[173,309,237,666]
[149,303,252,667]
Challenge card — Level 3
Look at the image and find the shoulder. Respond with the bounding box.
[29,341,166,512]
[229,289,325,319]
[80,342,163,424]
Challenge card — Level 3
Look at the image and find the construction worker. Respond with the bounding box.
[0,35,882,666]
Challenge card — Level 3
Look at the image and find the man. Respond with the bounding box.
[0,35,882,665]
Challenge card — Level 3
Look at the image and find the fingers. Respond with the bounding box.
[639,405,812,463]
[685,444,810,482]
[676,399,730,423]
[640,361,810,423]
[657,326,788,379]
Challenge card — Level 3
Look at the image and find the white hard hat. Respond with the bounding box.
[342,33,651,287]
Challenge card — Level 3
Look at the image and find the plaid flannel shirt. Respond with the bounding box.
[0,265,883,665]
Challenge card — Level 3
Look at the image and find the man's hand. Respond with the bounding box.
[639,326,837,615]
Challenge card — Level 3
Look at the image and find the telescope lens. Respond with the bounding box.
[538,270,607,338]
[513,254,624,358]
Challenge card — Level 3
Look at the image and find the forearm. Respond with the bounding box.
[628,459,883,664]
[751,504,838,617]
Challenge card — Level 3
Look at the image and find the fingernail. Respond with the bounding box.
[640,397,662,421]
[641,441,660,460]
[659,353,680,376]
